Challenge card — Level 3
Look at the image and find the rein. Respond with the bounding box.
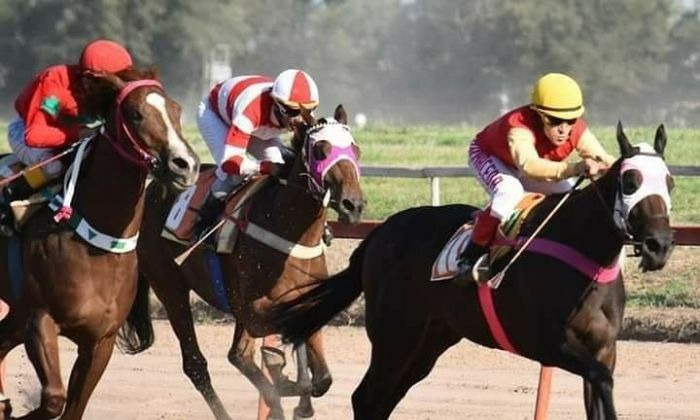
[104,79,163,169]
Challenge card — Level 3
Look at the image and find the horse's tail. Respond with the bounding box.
[117,272,155,354]
[267,239,368,344]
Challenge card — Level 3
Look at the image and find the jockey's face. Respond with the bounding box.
[274,101,305,130]
[540,113,576,146]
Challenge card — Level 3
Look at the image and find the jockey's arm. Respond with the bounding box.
[220,127,280,177]
[576,129,616,167]
[23,85,80,148]
[508,127,580,181]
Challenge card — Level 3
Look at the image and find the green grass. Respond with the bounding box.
[3,122,699,222]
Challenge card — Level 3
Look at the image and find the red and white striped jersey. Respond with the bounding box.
[207,75,287,175]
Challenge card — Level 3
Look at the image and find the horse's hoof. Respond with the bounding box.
[311,374,332,397]
[293,406,315,420]
[277,377,312,397]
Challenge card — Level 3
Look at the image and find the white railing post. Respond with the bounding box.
[430,176,440,206]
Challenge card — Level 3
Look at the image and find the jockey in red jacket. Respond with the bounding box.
[0,39,133,235]
[195,69,320,232]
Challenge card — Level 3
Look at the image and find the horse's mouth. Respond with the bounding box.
[638,249,671,272]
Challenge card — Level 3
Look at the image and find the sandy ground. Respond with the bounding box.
[3,321,699,420]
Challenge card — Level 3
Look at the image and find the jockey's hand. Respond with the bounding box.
[578,157,608,178]
[260,161,285,178]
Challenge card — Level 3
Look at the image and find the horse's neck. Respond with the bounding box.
[262,166,326,245]
[74,135,147,237]
[549,172,624,266]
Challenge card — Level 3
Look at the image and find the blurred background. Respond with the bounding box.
[1,0,700,126]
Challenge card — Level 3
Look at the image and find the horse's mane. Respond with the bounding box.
[521,157,624,234]
[116,66,159,82]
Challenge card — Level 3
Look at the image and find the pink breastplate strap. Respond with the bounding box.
[478,237,621,354]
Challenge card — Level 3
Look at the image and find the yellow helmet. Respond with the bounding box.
[531,73,585,119]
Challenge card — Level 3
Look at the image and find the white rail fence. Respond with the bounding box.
[361,165,700,206]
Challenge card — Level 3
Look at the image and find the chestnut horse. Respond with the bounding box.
[136,105,364,420]
[266,123,675,420]
[0,68,200,419]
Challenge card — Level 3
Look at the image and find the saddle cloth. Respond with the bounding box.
[162,168,270,253]
[430,193,545,282]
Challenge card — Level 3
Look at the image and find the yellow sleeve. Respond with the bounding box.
[508,127,580,181]
[576,129,616,166]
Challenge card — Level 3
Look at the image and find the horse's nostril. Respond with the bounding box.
[342,199,356,213]
[643,237,662,254]
[170,157,189,171]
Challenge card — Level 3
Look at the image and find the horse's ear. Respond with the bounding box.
[86,71,126,92]
[654,124,667,157]
[616,120,634,157]
[144,66,160,81]
[300,107,315,126]
[334,104,348,124]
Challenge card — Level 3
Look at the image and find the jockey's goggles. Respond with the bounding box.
[274,99,318,118]
[540,113,577,127]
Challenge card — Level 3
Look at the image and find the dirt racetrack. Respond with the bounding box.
[3,321,699,420]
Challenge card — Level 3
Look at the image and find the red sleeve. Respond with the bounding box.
[22,76,80,148]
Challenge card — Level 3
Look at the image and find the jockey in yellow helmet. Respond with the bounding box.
[454,73,616,284]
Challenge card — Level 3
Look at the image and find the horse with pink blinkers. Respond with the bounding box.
[136,105,364,420]
[265,122,675,420]
[0,68,199,419]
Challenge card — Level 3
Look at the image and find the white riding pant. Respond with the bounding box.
[197,99,285,197]
[7,118,63,178]
[468,140,576,221]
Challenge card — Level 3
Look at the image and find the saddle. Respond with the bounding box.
[430,193,545,281]
[162,167,271,253]
[0,154,62,232]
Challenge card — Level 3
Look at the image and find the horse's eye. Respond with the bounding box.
[666,174,675,192]
[313,141,331,161]
[622,170,642,195]
[128,109,143,122]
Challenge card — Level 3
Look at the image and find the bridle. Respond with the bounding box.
[589,147,672,253]
[103,79,164,170]
[299,120,361,202]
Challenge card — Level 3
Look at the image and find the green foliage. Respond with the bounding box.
[1,0,699,125]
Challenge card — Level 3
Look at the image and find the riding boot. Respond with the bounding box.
[452,209,500,286]
[0,176,36,237]
[194,193,226,238]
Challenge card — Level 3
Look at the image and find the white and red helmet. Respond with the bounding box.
[271,69,319,110]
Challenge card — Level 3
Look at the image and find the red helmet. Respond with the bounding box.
[80,39,133,73]
[271,69,319,110]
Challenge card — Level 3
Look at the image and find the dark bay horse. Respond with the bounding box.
[137,105,365,420]
[0,68,200,419]
[265,123,675,420]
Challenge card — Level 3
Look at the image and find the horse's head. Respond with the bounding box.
[614,122,674,271]
[92,69,200,191]
[290,105,365,224]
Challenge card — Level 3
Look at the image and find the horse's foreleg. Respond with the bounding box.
[226,325,284,419]
[558,330,617,420]
[306,331,332,398]
[584,342,617,420]
[21,310,66,419]
[291,331,332,420]
[157,284,231,420]
[59,334,116,420]
[0,306,24,419]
